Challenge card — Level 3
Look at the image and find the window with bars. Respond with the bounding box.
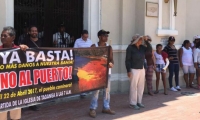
[14,0,84,47]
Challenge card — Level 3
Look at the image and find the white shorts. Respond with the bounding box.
[182,65,195,74]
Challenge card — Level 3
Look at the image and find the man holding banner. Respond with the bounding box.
[0,26,111,119]
[21,25,41,111]
[0,26,28,120]
[89,30,115,118]
[21,25,42,48]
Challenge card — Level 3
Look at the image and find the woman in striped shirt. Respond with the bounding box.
[163,36,181,91]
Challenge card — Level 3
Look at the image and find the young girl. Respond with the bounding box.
[179,40,195,88]
[154,44,168,95]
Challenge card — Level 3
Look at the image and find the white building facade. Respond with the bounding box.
[0,0,200,92]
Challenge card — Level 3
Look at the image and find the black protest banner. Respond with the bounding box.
[0,47,110,112]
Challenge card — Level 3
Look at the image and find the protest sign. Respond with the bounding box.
[0,47,110,112]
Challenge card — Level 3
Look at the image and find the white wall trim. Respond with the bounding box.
[110,71,184,82]
[170,0,175,30]
[158,0,163,30]
[110,73,129,81]
[157,0,178,36]
[157,29,178,36]
[112,45,128,51]
[5,0,14,27]
[112,44,182,52]
[83,0,101,43]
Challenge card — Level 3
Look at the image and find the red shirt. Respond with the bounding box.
[0,44,19,48]
[161,51,168,64]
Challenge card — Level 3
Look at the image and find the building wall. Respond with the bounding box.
[0,0,200,93]
[174,0,186,45]
[186,0,200,40]
[145,0,186,46]
[145,0,160,46]
[101,0,122,45]
[0,0,6,34]
[101,0,199,93]
[135,0,145,36]
[101,0,137,92]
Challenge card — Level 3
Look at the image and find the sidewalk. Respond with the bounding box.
[21,88,200,120]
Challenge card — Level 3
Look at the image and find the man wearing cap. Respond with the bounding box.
[53,24,70,47]
[89,30,115,118]
[74,30,93,98]
[125,35,152,110]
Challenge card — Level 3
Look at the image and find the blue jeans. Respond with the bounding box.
[168,63,179,88]
[90,75,111,110]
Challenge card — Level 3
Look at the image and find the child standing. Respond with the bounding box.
[154,44,168,95]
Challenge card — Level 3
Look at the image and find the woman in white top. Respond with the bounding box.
[179,40,195,88]
[154,44,168,95]
[191,35,200,50]
[194,42,200,89]
[192,35,200,84]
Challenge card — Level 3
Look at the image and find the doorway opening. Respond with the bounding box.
[14,0,84,47]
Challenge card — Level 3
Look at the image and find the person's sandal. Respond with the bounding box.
[189,85,195,89]
[148,92,154,96]
[154,90,159,94]
[197,85,200,90]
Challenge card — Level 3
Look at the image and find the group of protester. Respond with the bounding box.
[125,34,200,110]
[18,24,75,48]
[1,25,200,119]
[73,30,115,118]
[0,25,114,119]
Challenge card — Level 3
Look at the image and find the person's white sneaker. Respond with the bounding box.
[175,86,181,91]
[192,82,194,85]
[170,87,178,92]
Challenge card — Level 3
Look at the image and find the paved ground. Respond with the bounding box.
[21,88,200,120]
